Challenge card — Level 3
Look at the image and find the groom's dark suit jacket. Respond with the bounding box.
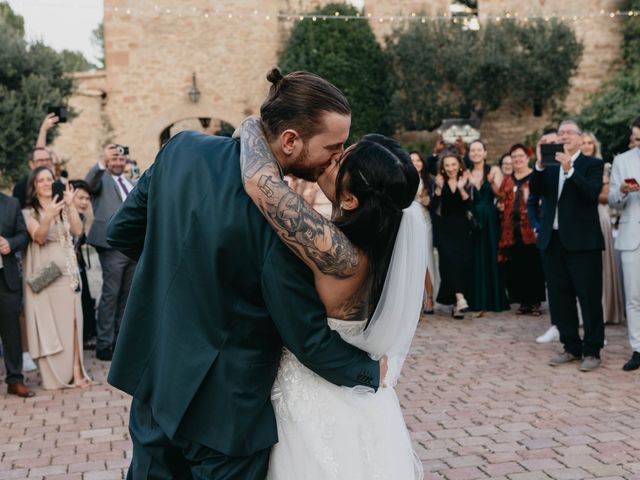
[106,131,379,457]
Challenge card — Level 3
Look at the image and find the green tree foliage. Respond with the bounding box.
[61,49,96,72]
[579,67,640,160]
[578,0,640,160]
[91,22,105,69]
[387,18,582,131]
[0,3,74,183]
[0,1,24,36]
[278,3,393,142]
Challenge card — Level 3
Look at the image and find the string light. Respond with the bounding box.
[105,7,640,23]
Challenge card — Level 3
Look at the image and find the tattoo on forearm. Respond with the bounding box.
[239,118,360,279]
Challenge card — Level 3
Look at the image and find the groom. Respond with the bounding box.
[106,70,384,479]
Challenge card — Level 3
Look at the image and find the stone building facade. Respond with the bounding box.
[52,0,626,177]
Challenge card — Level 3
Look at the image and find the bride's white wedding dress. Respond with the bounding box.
[267,202,427,480]
[267,319,422,480]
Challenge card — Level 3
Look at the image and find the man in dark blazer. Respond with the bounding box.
[85,145,136,361]
[106,71,384,479]
[530,120,605,371]
[0,192,33,397]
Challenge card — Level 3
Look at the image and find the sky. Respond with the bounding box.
[6,0,103,64]
[5,0,366,65]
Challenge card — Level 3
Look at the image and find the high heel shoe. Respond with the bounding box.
[455,298,469,313]
[452,305,465,320]
[423,296,434,315]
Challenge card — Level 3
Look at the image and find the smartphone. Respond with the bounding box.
[116,145,129,156]
[52,181,65,202]
[625,178,639,187]
[540,143,564,166]
[47,106,68,123]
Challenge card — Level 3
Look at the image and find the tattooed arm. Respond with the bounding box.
[239,117,360,279]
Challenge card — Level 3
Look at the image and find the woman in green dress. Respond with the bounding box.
[468,140,510,313]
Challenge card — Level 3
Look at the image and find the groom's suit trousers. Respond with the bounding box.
[127,399,271,480]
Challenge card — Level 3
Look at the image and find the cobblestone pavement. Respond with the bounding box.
[1,308,639,479]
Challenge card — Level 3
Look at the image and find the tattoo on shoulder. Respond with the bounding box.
[240,118,360,279]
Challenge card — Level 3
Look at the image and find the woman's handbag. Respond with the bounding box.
[26,261,62,293]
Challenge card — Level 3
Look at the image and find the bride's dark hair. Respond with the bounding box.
[333,134,419,317]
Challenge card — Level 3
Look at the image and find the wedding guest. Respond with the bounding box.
[0,191,33,397]
[12,113,59,207]
[498,144,545,316]
[410,151,439,314]
[86,144,137,361]
[530,120,604,371]
[581,133,625,325]
[70,179,97,349]
[124,159,140,183]
[22,166,91,389]
[432,151,472,319]
[12,148,54,209]
[468,140,509,313]
[609,118,640,371]
[533,128,560,344]
[499,153,513,177]
[629,119,640,149]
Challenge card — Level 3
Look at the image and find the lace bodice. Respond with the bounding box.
[327,318,367,339]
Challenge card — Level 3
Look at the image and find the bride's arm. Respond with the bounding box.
[239,117,360,279]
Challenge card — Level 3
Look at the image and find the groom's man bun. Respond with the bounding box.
[260,67,351,142]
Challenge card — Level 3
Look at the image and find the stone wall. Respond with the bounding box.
[53,0,628,174]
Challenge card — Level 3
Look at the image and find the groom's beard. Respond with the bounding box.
[288,143,327,182]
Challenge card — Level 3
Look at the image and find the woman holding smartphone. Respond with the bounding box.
[22,166,91,389]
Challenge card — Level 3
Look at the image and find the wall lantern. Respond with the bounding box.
[188,72,201,103]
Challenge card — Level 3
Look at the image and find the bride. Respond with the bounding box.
[240,117,427,479]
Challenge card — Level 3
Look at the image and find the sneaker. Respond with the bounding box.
[579,356,601,372]
[548,352,581,366]
[22,352,37,372]
[536,325,560,344]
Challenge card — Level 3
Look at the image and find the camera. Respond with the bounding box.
[116,145,129,156]
[47,106,68,123]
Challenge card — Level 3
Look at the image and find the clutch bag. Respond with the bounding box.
[27,261,62,293]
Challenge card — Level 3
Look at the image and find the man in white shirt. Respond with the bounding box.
[85,144,137,361]
[609,116,640,371]
[530,120,605,371]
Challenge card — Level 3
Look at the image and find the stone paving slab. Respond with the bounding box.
[1,308,640,479]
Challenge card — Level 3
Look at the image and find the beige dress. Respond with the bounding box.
[22,208,89,389]
[599,204,626,324]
